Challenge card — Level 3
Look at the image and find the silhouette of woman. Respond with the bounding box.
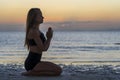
[22,8,62,76]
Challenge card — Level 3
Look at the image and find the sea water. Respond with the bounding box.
[0,31,120,80]
[0,31,120,64]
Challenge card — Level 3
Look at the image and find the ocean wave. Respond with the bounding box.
[114,43,120,45]
[52,45,120,51]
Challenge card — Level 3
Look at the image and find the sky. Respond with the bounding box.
[0,0,120,31]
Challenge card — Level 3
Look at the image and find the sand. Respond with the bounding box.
[0,63,120,80]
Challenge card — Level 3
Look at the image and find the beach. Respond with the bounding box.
[0,0,120,79]
[0,31,120,80]
[1,63,120,80]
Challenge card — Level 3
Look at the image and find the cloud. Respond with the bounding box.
[42,21,120,31]
[0,23,25,31]
[0,21,120,31]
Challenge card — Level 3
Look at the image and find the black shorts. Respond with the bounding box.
[24,51,42,71]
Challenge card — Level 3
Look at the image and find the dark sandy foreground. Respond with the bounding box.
[0,64,120,80]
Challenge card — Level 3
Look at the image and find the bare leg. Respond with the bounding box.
[22,70,61,76]
[22,61,62,76]
[33,61,62,76]
[33,61,62,71]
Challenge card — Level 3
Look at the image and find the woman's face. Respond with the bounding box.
[35,10,44,24]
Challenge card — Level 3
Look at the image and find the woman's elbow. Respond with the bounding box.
[38,46,48,52]
[42,48,48,51]
[38,48,47,52]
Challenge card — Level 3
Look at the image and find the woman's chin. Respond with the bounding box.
[41,21,43,23]
[38,21,43,24]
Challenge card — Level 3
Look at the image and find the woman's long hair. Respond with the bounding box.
[24,8,41,50]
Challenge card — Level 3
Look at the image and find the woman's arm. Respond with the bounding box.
[43,27,53,51]
[33,27,53,51]
[43,38,52,51]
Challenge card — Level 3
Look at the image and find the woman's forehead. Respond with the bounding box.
[35,10,42,15]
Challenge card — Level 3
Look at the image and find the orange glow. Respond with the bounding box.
[0,0,120,24]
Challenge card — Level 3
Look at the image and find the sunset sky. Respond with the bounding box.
[0,0,120,31]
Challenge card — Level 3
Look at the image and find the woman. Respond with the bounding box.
[22,8,62,76]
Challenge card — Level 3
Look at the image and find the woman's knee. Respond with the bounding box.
[46,62,62,74]
[55,66,62,75]
[55,70,62,76]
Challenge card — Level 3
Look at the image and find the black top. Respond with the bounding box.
[28,31,46,46]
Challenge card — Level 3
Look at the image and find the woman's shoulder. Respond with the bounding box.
[29,29,39,34]
[28,29,40,38]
